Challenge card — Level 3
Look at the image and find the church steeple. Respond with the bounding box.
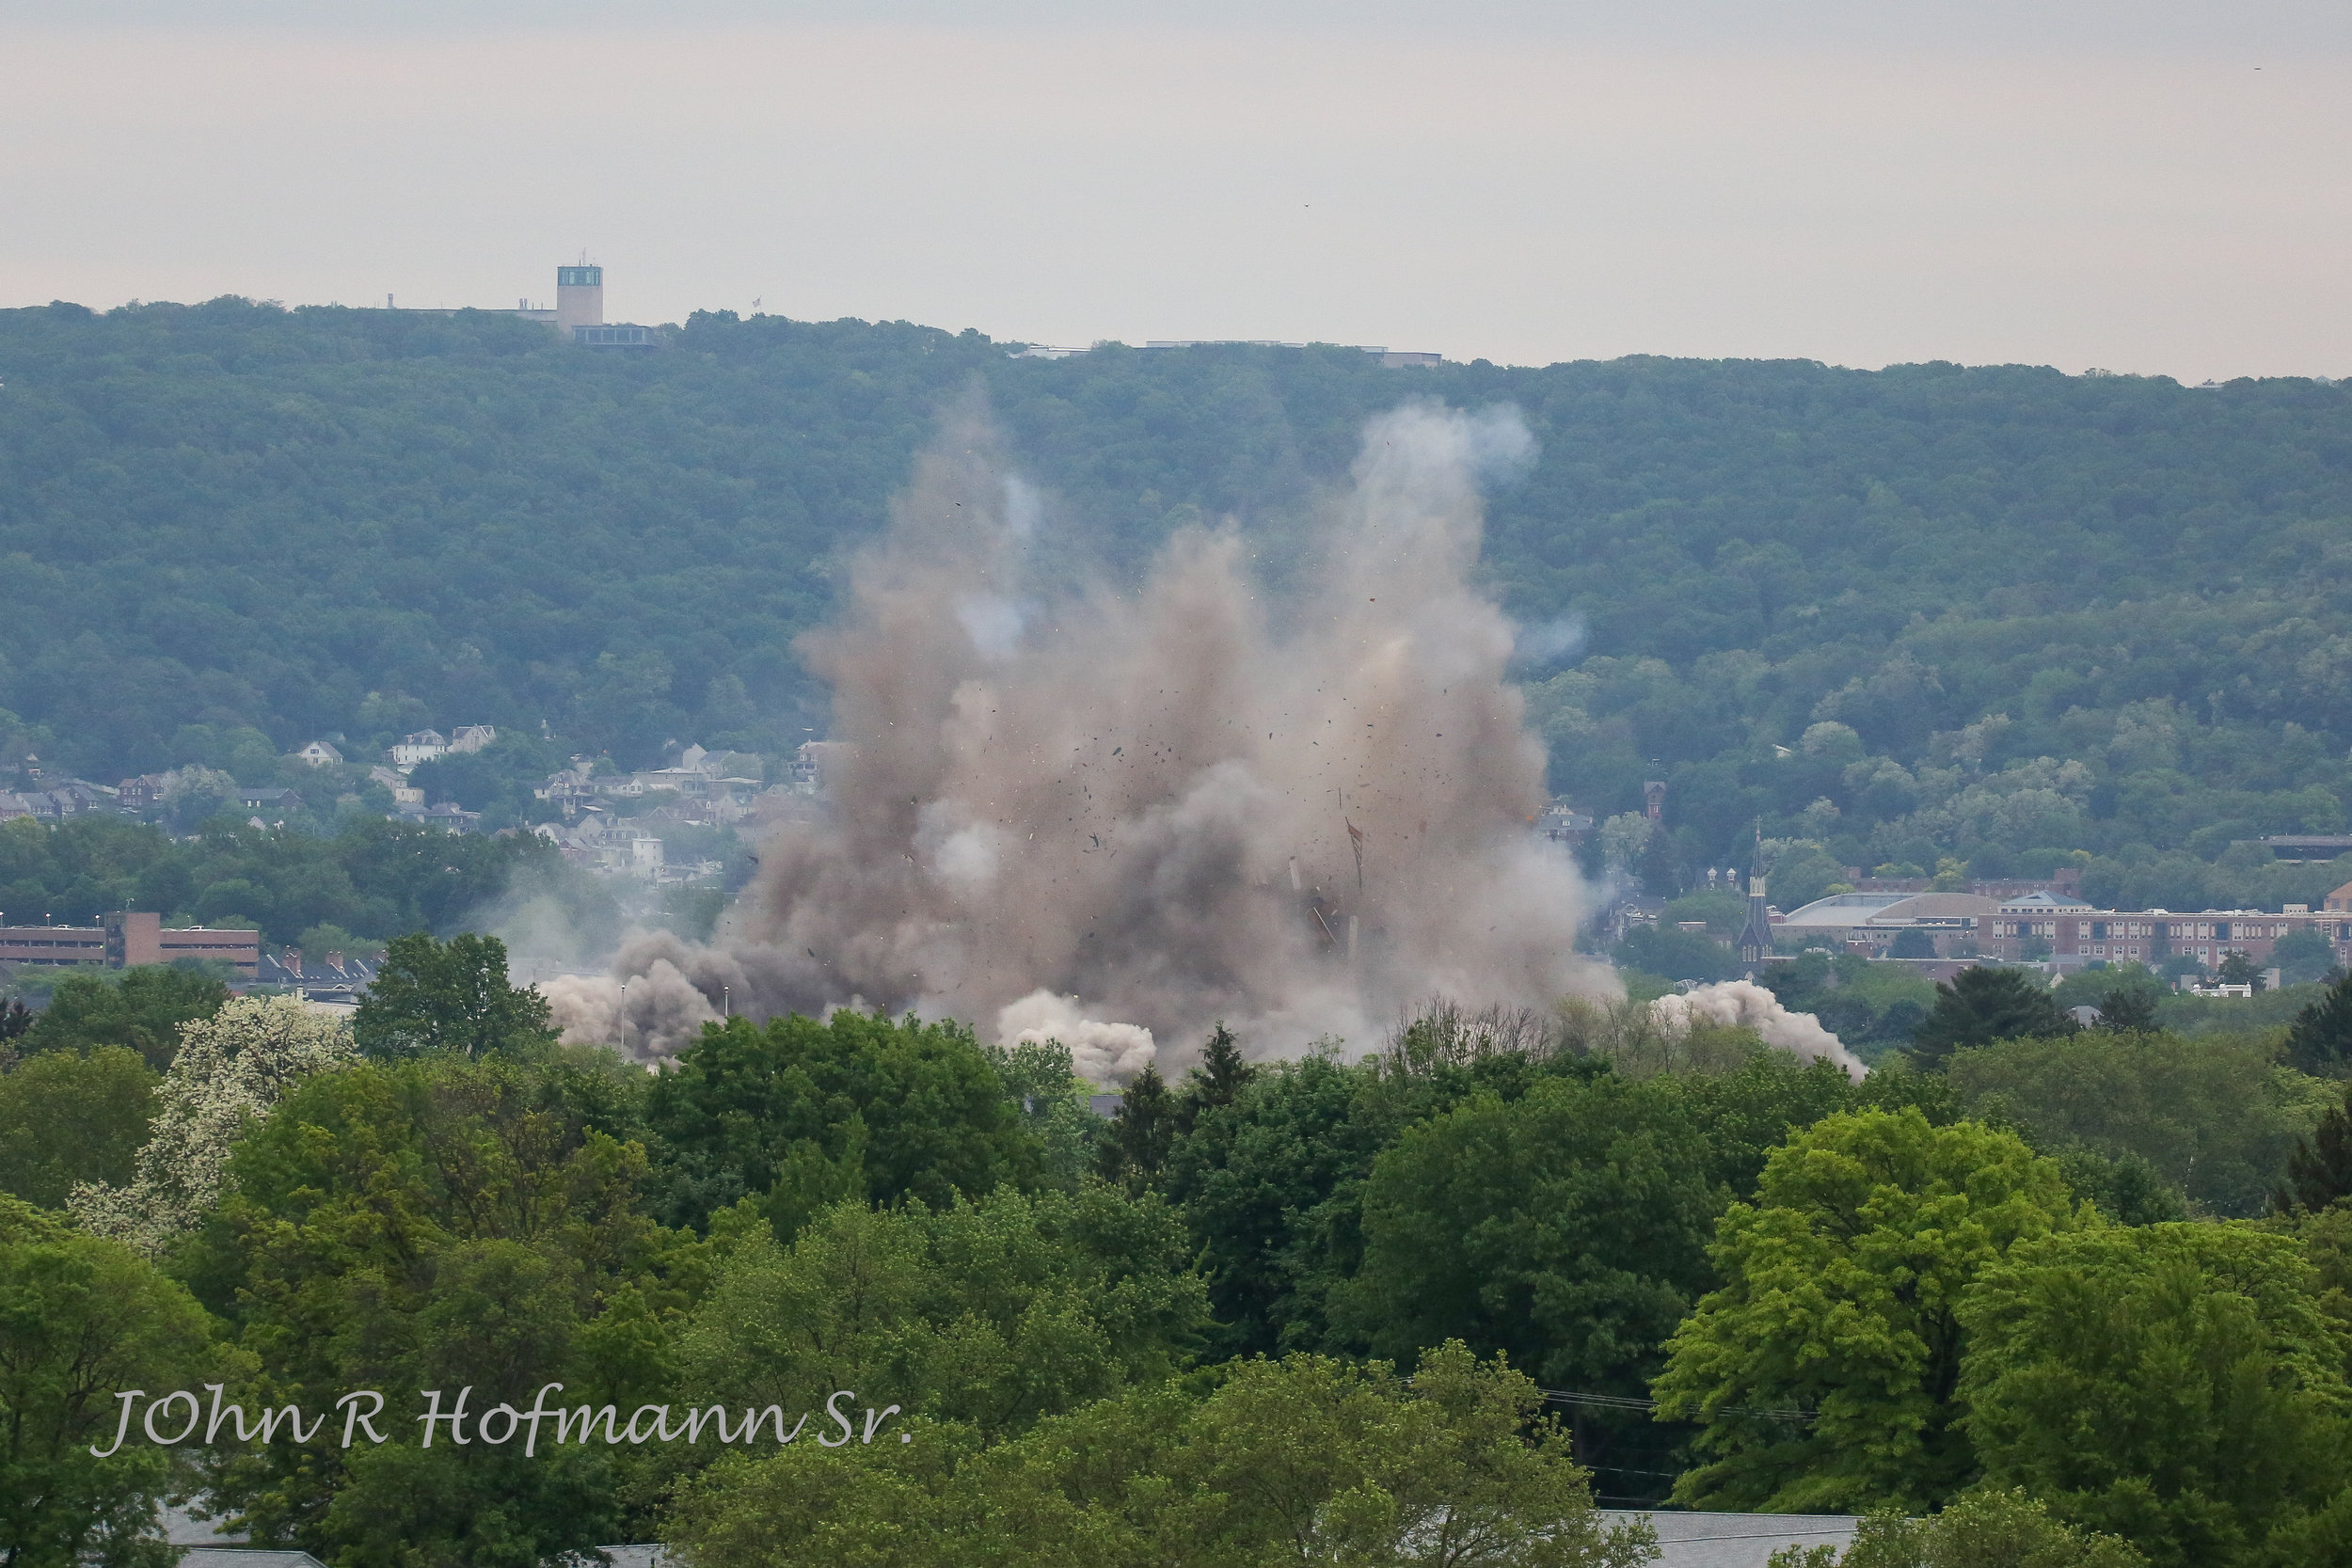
[1738,822,1772,971]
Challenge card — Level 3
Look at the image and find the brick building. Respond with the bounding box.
[1977,897,2352,971]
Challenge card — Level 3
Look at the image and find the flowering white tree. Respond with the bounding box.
[71,994,356,1255]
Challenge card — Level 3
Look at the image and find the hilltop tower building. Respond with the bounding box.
[556,263,604,331]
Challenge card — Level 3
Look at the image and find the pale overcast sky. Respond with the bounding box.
[2,1,2345,379]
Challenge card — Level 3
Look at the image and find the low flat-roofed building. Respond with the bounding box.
[0,911,260,976]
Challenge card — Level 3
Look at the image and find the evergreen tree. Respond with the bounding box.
[2272,1085,2352,1216]
[2095,987,2160,1032]
[1910,966,2075,1069]
[1180,1022,1256,1132]
[1095,1065,1176,1195]
[2285,970,2352,1074]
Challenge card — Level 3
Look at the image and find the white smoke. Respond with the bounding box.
[1649,979,1867,1081]
[556,398,1612,1077]
[995,990,1158,1082]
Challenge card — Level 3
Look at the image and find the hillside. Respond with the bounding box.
[4,297,2352,906]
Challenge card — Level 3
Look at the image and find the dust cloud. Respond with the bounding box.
[1650,979,1867,1081]
[546,398,1612,1075]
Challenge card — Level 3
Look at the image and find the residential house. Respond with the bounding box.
[118,774,170,812]
[384,730,449,769]
[293,740,345,768]
[447,725,497,754]
[368,766,424,806]
[257,943,380,1002]
[535,820,663,879]
[238,786,303,816]
[24,780,116,819]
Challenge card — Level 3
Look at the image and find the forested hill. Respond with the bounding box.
[5,296,2352,905]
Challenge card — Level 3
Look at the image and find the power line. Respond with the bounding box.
[1539,1387,1816,1423]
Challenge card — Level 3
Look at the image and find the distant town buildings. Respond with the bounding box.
[0,911,260,976]
[1762,879,2352,979]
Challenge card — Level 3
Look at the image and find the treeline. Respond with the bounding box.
[0,813,614,950]
[4,301,2352,891]
[9,939,2352,1565]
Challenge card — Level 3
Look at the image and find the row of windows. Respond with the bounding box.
[1995,920,2352,942]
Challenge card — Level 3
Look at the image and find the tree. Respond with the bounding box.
[17,968,229,1069]
[0,1196,216,1568]
[1181,1022,1254,1125]
[353,930,554,1060]
[2273,1085,2352,1215]
[663,1342,1658,1568]
[1094,1065,1176,1195]
[2272,927,2340,989]
[1651,1108,2079,1513]
[1959,1223,2352,1565]
[671,1185,1208,1449]
[644,1009,1039,1232]
[1613,923,1742,983]
[174,1052,666,1558]
[985,1037,1104,1191]
[1338,1073,1723,1402]
[2284,970,2352,1075]
[69,995,354,1256]
[2218,951,2264,990]
[1911,967,2075,1069]
[1889,927,1938,959]
[0,1046,156,1209]
[1942,1029,2313,1218]
[1832,1488,2149,1568]
[2096,988,2160,1032]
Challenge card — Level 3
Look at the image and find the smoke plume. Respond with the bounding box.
[548,398,1610,1074]
[1649,979,1867,1081]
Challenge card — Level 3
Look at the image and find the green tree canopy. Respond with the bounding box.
[671,1184,1209,1449]
[1336,1072,1724,1398]
[1944,1029,2329,1217]
[2285,970,2352,1075]
[662,1341,1658,1568]
[1959,1223,2352,1566]
[643,1010,1039,1233]
[2273,1085,2352,1216]
[0,1197,217,1568]
[352,930,553,1060]
[0,1046,157,1210]
[1912,967,2076,1069]
[1652,1108,2080,1513]
[173,1050,669,1560]
[17,967,229,1069]
[1835,1488,2150,1568]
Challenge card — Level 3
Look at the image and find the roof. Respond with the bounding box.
[179,1553,327,1568]
[1997,891,2093,911]
[1775,893,1910,927]
[1597,1511,1862,1568]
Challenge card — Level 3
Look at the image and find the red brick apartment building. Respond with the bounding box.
[0,911,260,976]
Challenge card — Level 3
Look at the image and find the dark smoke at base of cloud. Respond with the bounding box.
[546,398,1615,1077]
